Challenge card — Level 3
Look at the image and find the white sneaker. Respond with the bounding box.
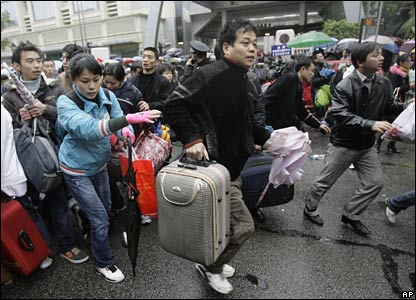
[141,215,152,225]
[385,207,397,224]
[95,265,125,283]
[195,263,235,278]
[206,271,233,294]
[222,264,235,278]
[40,257,53,270]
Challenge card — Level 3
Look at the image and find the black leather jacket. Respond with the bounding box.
[330,70,404,150]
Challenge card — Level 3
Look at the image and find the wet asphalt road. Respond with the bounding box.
[2,127,415,299]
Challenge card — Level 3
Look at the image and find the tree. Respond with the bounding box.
[322,19,360,40]
[404,5,415,39]
[362,1,414,39]
[1,10,13,50]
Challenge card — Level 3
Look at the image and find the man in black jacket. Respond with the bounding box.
[264,57,331,133]
[254,58,330,222]
[304,42,406,236]
[131,47,170,112]
[164,20,270,295]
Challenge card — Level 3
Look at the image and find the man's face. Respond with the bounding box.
[42,61,55,78]
[15,50,42,81]
[300,63,316,82]
[223,30,257,70]
[142,50,158,74]
[360,48,384,73]
[314,53,325,63]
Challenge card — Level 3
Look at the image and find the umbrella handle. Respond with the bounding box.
[127,136,133,168]
[255,182,270,207]
[32,118,38,143]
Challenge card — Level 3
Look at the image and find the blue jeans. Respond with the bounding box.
[28,183,77,254]
[63,169,113,268]
[387,190,415,214]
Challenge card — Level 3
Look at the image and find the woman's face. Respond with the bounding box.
[103,75,123,91]
[162,70,173,82]
[74,69,102,99]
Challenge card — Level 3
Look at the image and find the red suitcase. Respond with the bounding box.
[1,200,50,276]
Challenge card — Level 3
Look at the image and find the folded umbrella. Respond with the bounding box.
[120,137,141,277]
[2,62,35,105]
[257,127,312,205]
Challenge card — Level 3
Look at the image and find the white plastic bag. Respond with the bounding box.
[382,102,415,143]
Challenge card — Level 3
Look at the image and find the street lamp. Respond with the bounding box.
[75,1,88,50]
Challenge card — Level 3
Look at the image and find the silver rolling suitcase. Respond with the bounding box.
[156,158,230,266]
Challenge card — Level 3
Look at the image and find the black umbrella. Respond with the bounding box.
[121,137,141,277]
[334,38,359,52]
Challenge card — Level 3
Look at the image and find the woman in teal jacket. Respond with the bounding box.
[57,53,160,283]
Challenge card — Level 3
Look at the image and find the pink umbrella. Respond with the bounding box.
[400,40,415,53]
[256,127,312,206]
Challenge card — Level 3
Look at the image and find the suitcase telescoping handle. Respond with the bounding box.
[178,151,214,169]
[17,230,34,251]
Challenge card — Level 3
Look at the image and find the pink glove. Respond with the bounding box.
[126,111,154,124]
[121,127,135,143]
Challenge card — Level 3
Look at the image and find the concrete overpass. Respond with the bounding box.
[191,1,325,39]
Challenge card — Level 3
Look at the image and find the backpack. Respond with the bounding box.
[14,121,62,193]
[314,84,332,108]
[56,89,111,145]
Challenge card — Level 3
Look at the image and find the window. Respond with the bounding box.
[73,1,99,13]
[1,1,18,28]
[32,1,56,21]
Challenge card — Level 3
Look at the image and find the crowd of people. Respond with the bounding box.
[1,19,415,295]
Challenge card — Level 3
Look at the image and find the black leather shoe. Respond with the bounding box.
[303,208,324,226]
[387,141,401,154]
[341,215,371,236]
[249,208,265,222]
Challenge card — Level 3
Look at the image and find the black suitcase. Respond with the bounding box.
[241,153,294,208]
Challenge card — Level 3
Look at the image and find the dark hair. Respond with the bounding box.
[396,53,410,65]
[312,48,324,59]
[102,63,125,82]
[42,57,55,64]
[214,44,222,60]
[143,47,159,59]
[295,57,314,72]
[69,53,102,80]
[351,42,381,69]
[217,19,258,57]
[130,61,142,72]
[11,41,42,64]
[155,63,172,75]
[62,43,84,61]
